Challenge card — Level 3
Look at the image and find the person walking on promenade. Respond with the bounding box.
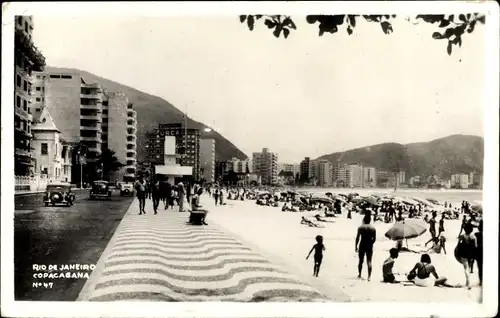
[186,182,192,209]
[475,221,483,286]
[177,181,186,212]
[151,176,161,215]
[134,175,147,215]
[355,214,376,281]
[214,189,219,206]
[219,188,224,205]
[159,179,169,209]
[306,235,325,277]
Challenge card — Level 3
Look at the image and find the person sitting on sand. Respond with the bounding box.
[314,214,335,223]
[426,235,447,254]
[407,254,460,288]
[306,235,326,277]
[282,203,288,212]
[382,248,400,283]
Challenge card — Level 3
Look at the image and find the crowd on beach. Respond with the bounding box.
[127,176,483,290]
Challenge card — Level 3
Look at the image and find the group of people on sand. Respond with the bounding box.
[303,206,482,290]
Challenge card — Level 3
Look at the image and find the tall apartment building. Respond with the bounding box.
[300,157,311,180]
[252,148,278,185]
[278,163,300,176]
[317,160,333,187]
[309,159,318,180]
[146,123,201,180]
[376,170,396,188]
[14,16,46,175]
[33,69,104,165]
[451,173,469,189]
[227,157,252,174]
[348,164,364,188]
[363,167,377,187]
[200,139,216,183]
[332,163,351,187]
[102,92,137,182]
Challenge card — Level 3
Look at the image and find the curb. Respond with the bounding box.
[76,197,138,301]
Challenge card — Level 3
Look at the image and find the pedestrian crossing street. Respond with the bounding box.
[80,203,329,302]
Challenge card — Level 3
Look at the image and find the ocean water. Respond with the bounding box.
[298,187,482,204]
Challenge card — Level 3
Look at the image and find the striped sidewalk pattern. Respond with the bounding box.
[78,199,329,302]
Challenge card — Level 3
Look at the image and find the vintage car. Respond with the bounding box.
[120,183,135,196]
[43,183,75,206]
[89,180,112,200]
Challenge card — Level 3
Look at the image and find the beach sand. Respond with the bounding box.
[205,196,481,303]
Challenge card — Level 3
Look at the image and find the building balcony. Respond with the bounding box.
[127,140,137,147]
[125,165,136,172]
[80,93,102,100]
[16,66,33,82]
[127,123,136,129]
[80,125,101,131]
[125,173,136,179]
[80,136,102,143]
[80,104,100,110]
[15,107,32,121]
[15,127,33,139]
[126,157,137,163]
[126,149,137,154]
[15,147,31,157]
[80,115,101,122]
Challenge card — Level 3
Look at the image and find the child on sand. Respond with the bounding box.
[306,235,325,277]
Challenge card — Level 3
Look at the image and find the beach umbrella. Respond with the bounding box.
[470,203,483,214]
[426,198,440,205]
[350,197,364,203]
[325,192,333,197]
[311,196,334,205]
[363,197,379,206]
[385,219,427,241]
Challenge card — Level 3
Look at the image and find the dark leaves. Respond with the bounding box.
[467,20,476,33]
[347,26,353,35]
[432,32,444,39]
[459,14,467,22]
[283,17,296,30]
[381,21,393,34]
[239,15,246,23]
[307,15,345,36]
[447,41,453,55]
[247,15,255,31]
[283,28,290,39]
[273,26,282,38]
[477,15,485,24]
[348,15,356,27]
[439,19,450,27]
[264,19,275,29]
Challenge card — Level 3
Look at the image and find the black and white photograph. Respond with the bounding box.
[1,2,498,318]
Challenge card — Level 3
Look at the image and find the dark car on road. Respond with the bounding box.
[89,180,112,200]
[43,183,76,206]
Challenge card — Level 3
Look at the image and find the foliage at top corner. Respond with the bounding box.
[239,13,485,56]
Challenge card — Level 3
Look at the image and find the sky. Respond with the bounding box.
[32,14,486,163]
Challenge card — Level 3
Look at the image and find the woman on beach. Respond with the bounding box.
[475,221,483,286]
[306,235,325,277]
[407,254,459,288]
[455,223,477,289]
[424,211,437,247]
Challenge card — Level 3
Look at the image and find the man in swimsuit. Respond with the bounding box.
[355,214,376,281]
[425,211,437,247]
[382,248,399,283]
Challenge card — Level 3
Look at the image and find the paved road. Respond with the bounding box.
[14,190,134,301]
[79,199,329,302]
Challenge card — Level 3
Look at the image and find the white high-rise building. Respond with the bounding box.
[317,160,333,187]
[200,139,215,183]
[363,167,377,187]
[253,148,278,185]
[348,164,364,188]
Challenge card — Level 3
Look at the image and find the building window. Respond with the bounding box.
[16,95,21,108]
[49,75,61,79]
[23,100,27,111]
[41,143,48,155]
[17,16,22,25]
[36,87,41,91]
[36,97,41,102]
[16,75,21,87]
[61,75,72,79]
[23,80,28,91]
[24,21,29,33]
[36,75,41,79]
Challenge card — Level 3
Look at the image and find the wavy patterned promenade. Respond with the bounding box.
[78,199,329,302]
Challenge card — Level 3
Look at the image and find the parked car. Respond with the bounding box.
[120,183,134,196]
[90,180,112,200]
[44,183,75,206]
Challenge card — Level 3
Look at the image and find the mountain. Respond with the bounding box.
[46,67,248,162]
[317,134,484,178]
